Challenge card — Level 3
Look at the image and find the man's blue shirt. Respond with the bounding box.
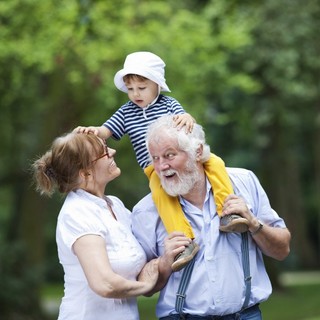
[131,168,287,317]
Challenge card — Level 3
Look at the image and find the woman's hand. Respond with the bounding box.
[137,258,159,291]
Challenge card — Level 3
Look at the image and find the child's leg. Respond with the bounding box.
[203,153,234,217]
[204,153,249,233]
[144,165,195,239]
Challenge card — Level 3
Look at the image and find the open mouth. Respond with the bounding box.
[162,170,176,179]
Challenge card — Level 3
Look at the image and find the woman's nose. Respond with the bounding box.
[108,148,116,157]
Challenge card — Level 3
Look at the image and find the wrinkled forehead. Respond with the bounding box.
[148,133,179,153]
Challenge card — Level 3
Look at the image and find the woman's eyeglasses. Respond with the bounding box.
[92,141,109,162]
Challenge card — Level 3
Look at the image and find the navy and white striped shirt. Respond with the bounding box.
[103,95,186,169]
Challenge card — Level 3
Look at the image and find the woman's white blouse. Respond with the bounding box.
[56,189,147,320]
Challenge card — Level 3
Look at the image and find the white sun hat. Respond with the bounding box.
[114,51,171,93]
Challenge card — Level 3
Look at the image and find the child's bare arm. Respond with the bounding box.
[73,125,113,139]
[173,113,196,133]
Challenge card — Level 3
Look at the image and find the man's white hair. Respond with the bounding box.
[146,115,211,162]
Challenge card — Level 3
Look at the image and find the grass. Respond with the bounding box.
[260,284,320,320]
[137,284,320,320]
[42,274,320,320]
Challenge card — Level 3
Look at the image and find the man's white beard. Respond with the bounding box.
[160,159,199,197]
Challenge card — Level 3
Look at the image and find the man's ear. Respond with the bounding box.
[196,144,203,160]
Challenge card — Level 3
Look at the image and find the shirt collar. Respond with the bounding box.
[73,189,110,209]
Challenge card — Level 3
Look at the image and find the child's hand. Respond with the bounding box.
[73,126,100,135]
[173,113,196,133]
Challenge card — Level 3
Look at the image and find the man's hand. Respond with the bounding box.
[160,231,191,271]
[147,232,191,294]
[222,194,258,229]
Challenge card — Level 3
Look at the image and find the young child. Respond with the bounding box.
[74,51,249,271]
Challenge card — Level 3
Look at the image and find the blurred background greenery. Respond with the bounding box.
[0,0,319,319]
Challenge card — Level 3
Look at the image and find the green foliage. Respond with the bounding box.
[1,0,320,316]
[0,240,47,319]
[0,0,257,208]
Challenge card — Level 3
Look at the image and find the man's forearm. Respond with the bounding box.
[251,223,291,260]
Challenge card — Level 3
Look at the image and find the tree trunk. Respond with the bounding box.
[260,116,316,269]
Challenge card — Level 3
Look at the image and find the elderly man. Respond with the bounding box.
[132,115,291,320]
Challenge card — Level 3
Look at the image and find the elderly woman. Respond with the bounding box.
[32,132,158,320]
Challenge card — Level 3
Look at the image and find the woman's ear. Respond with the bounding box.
[79,170,91,179]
